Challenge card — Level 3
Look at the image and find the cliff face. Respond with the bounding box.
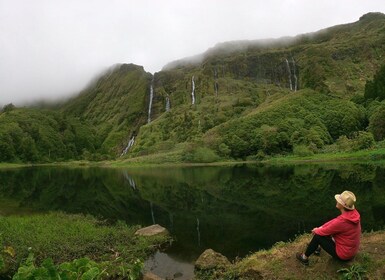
[58,13,385,156]
[2,13,384,162]
[62,63,151,154]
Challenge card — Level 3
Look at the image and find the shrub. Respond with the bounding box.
[192,147,220,163]
[293,145,314,157]
[364,64,385,101]
[218,143,231,157]
[352,131,374,150]
[337,264,367,280]
[336,135,353,152]
[368,105,385,141]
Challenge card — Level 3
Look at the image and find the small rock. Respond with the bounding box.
[135,224,169,237]
[195,249,231,270]
[173,272,183,278]
[143,272,164,280]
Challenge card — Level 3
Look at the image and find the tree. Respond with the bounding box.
[1,103,15,113]
[364,64,385,101]
[0,134,16,162]
[369,105,385,141]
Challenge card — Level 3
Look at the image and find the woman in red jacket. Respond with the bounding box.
[296,190,361,266]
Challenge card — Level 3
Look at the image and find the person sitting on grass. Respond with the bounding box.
[296,190,361,266]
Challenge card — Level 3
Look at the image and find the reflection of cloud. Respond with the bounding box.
[144,250,194,280]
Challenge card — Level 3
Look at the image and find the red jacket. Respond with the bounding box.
[313,209,361,260]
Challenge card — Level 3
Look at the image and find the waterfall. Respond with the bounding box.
[214,68,218,96]
[191,76,196,105]
[147,80,154,123]
[120,136,135,157]
[214,81,219,96]
[165,96,170,112]
[292,57,298,92]
[285,58,293,91]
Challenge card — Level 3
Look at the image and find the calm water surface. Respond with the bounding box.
[1,163,385,279]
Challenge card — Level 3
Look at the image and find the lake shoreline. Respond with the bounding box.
[1,148,385,169]
[0,213,170,279]
[200,230,385,279]
[2,212,384,279]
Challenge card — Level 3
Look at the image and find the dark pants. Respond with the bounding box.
[305,234,341,260]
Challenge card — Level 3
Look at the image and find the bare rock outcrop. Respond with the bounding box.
[135,224,169,237]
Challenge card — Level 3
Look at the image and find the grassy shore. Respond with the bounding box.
[2,148,385,170]
[264,148,385,165]
[0,213,169,279]
[0,163,31,169]
[196,231,385,279]
[103,147,385,168]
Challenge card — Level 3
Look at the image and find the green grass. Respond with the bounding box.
[0,163,30,169]
[3,147,385,169]
[0,212,169,278]
[265,148,385,164]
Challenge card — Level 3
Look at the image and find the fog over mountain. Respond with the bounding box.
[0,0,384,106]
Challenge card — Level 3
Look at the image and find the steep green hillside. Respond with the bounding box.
[1,13,385,163]
[129,13,385,160]
[0,107,96,162]
[62,63,151,155]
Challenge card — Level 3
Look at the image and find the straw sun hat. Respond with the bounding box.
[335,190,356,210]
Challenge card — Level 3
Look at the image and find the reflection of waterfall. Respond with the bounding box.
[150,202,156,224]
[191,76,196,105]
[120,136,135,157]
[165,96,170,112]
[196,218,201,246]
[285,58,293,91]
[297,220,306,233]
[122,171,136,190]
[169,212,174,231]
[292,58,298,92]
[147,80,154,123]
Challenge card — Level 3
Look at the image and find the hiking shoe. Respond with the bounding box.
[314,247,321,256]
[296,253,309,266]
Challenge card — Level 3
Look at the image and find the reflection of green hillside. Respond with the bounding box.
[0,167,152,224]
[0,164,385,260]
[128,164,385,258]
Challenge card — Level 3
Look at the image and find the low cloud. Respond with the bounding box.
[0,0,384,105]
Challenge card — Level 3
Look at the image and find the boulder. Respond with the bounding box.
[195,249,231,270]
[135,224,168,237]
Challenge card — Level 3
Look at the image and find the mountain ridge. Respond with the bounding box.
[1,12,385,163]
[163,12,385,71]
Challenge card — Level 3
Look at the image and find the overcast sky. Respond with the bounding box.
[0,0,384,106]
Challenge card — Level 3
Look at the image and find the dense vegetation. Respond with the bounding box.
[1,12,385,163]
[0,108,97,162]
[0,213,168,279]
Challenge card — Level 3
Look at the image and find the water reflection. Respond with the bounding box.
[0,163,385,262]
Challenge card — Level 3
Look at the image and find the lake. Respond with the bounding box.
[0,163,384,279]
